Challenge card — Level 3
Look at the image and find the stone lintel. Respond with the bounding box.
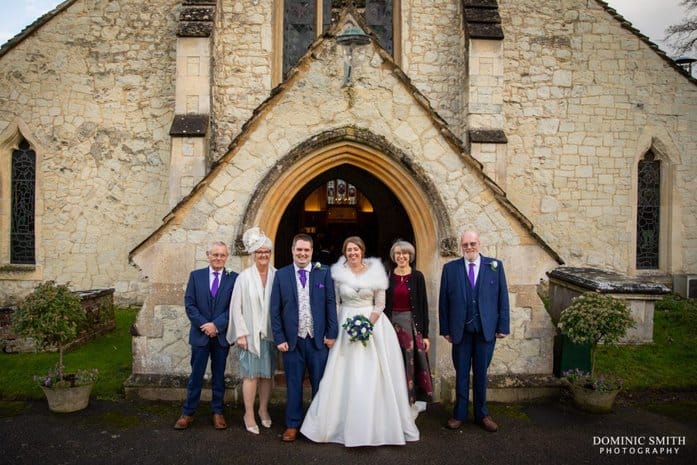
[170,114,209,137]
[467,22,504,40]
[183,0,216,5]
[177,22,214,37]
[469,129,507,144]
[180,6,216,22]
[547,267,671,295]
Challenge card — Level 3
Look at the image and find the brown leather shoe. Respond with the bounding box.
[212,413,228,430]
[477,415,498,432]
[446,418,463,430]
[174,415,194,430]
[282,427,299,442]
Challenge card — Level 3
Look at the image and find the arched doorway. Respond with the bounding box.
[243,135,452,278]
[274,164,415,267]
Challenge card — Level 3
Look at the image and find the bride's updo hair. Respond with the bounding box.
[342,236,366,258]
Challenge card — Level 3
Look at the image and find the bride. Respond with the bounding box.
[300,236,420,447]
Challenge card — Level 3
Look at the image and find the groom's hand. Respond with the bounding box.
[277,342,289,352]
[324,338,336,349]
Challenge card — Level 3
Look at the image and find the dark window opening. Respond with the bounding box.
[11,139,36,264]
[636,151,660,269]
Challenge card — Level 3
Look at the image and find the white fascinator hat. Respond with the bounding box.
[242,227,273,254]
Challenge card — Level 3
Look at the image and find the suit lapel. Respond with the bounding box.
[289,266,299,306]
[308,263,316,299]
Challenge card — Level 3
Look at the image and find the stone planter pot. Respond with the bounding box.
[569,383,619,414]
[40,383,94,413]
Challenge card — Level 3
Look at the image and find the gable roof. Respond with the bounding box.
[594,0,696,85]
[129,8,563,264]
[0,0,78,59]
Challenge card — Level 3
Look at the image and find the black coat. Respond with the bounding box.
[384,269,429,338]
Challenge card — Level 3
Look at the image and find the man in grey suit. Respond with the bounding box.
[439,230,509,432]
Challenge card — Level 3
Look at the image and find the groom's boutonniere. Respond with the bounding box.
[490,261,498,271]
[313,262,322,271]
[225,268,234,276]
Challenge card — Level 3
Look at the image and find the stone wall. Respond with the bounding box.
[209,0,470,158]
[210,0,274,157]
[1,288,115,353]
[0,0,180,304]
[498,0,697,275]
[401,0,468,140]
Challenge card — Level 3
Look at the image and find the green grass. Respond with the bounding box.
[0,307,137,400]
[595,294,697,390]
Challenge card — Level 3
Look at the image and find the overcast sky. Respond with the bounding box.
[0,0,690,56]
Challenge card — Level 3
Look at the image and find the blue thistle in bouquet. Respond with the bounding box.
[342,314,374,346]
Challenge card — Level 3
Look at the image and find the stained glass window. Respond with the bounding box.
[11,139,36,264]
[282,1,393,78]
[636,152,660,269]
[283,0,327,79]
[364,0,393,55]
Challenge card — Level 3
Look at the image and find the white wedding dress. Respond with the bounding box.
[300,258,420,447]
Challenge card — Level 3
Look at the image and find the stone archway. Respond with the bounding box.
[245,144,449,277]
[240,128,454,275]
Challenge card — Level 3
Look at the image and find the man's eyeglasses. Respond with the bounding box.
[209,253,228,258]
[461,242,478,248]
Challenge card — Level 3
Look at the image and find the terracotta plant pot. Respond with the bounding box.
[40,383,94,413]
[569,383,619,414]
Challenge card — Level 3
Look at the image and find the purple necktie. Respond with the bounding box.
[468,262,475,288]
[298,269,307,288]
[211,271,220,297]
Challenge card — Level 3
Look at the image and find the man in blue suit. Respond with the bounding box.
[174,241,237,430]
[270,233,338,442]
[439,230,509,432]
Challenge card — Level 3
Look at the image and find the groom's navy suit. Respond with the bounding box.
[439,255,509,422]
[270,263,338,428]
[182,266,237,415]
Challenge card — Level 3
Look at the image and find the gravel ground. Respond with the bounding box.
[1,393,695,465]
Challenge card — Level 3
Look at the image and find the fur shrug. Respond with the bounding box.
[330,257,389,290]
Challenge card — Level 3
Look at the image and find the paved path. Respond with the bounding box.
[1,396,695,465]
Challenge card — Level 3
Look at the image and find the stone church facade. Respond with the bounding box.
[1,0,695,399]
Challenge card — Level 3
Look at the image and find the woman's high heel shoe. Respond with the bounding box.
[259,411,272,428]
[244,417,260,435]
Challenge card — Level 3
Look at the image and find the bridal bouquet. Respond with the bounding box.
[342,314,374,347]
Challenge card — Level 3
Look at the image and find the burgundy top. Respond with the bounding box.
[391,273,411,312]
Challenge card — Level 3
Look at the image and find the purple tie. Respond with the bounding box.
[298,269,307,288]
[211,271,220,297]
[468,262,475,288]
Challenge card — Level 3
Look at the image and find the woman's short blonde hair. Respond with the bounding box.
[389,240,416,264]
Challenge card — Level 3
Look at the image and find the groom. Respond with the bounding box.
[439,230,509,432]
[270,233,338,442]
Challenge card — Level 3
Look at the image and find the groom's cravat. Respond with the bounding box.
[296,266,314,338]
